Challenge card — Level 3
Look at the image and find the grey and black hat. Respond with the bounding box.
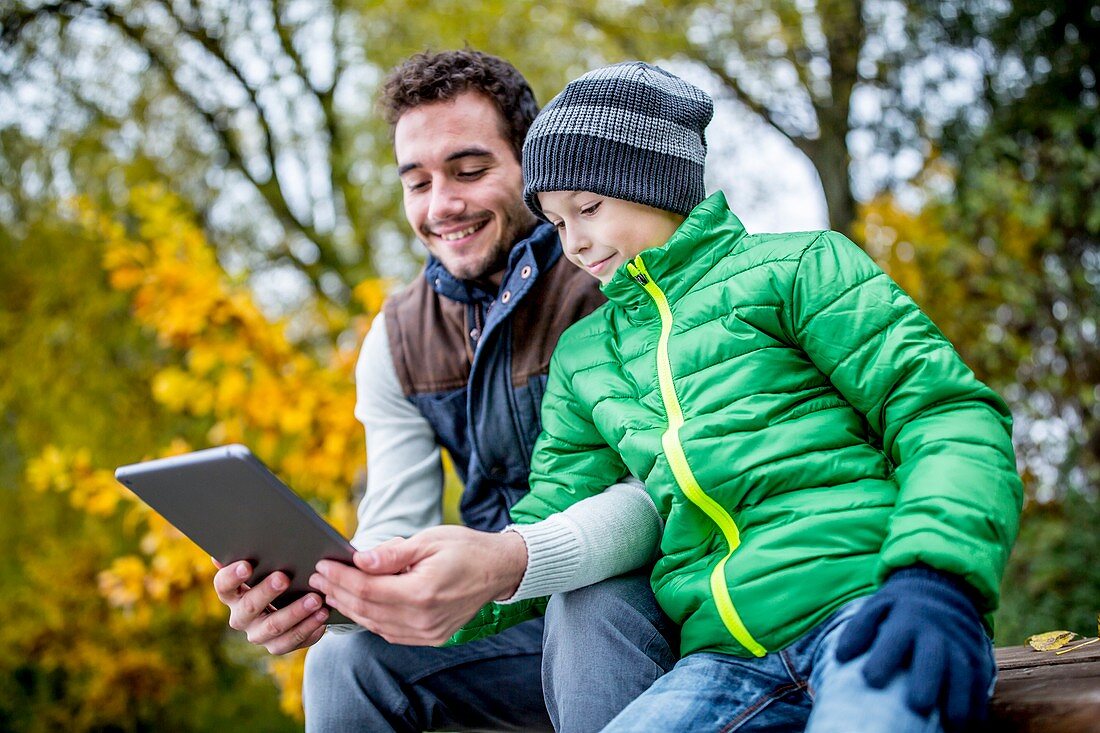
[522,61,714,218]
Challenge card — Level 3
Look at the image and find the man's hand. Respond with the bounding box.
[212,559,329,655]
[834,566,992,730]
[310,525,528,646]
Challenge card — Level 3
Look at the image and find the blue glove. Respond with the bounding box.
[834,566,992,729]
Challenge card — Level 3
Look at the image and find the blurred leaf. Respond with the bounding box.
[1026,630,1079,651]
[1054,637,1099,656]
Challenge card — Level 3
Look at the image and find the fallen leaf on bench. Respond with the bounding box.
[1026,630,1080,651]
[1054,637,1099,656]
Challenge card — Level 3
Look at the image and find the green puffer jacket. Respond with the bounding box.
[455,192,1022,658]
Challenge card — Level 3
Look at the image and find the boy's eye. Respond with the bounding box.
[551,220,566,231]
[580,201,601,216]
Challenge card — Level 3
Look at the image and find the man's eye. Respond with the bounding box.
[405,180,429,192]
[458,169,488,179]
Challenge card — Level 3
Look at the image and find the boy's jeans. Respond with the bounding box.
[602,596,997,733]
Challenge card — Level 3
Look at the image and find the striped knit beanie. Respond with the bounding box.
[523,61,714,218]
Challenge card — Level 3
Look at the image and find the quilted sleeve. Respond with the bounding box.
[446,597,549,646]
[787,231,1023,611]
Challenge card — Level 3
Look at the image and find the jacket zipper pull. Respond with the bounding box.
[626,260,649,285]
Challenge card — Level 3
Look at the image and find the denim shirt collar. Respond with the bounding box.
[424,221,561,306]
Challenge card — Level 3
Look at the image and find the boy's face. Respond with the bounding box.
[539,191,685,284]
[394,92,538,285]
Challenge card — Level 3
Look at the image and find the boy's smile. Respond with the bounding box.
[538,191,686,284]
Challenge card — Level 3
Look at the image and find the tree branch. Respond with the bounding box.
[572,5,810,155]
[299,0,370,264]
[5,0,353,298]
[690,47,808,148]
[1,0,87,49]
[155,0,282,184]
[269,0,367,273]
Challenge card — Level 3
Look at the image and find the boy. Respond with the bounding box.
[460,62,1022,732]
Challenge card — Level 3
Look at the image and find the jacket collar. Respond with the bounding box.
[424,221,560,305]
[601,192,746,310]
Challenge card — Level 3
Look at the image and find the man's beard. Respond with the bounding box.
[444,234,514,283]
[426,202,537,283]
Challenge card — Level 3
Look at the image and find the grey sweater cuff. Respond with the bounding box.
[499,478,661,603]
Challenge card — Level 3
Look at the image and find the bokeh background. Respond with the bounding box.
[1,1,1097,729]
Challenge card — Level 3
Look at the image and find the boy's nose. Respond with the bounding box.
[562,230,589,256]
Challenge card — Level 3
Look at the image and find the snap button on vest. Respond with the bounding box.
[501,290,512,304]
[520,265,532,279]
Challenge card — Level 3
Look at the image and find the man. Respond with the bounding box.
[212,50,674,732]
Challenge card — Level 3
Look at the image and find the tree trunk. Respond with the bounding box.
[816,0,863,241]
[815,136,857,240]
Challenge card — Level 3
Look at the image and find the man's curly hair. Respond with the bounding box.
[380,49,540,162]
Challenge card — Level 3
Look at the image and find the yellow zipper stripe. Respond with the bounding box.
[628,257,767,658]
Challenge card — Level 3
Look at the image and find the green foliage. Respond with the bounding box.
[865,0,1100,641]
[0,202,187,463]
[996,493,1100,645]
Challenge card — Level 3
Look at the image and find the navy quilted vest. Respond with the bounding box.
[383,223,605,531]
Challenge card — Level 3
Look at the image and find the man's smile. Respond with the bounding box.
[431,218,490,244]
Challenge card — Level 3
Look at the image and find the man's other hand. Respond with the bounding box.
[310,525,528,646]
[212,559,329,655]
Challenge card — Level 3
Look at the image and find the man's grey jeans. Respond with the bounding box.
[302,570,678,732]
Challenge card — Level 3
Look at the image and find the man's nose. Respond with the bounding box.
[427,180,465,221]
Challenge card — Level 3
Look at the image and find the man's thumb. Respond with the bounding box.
[353,537,419,575]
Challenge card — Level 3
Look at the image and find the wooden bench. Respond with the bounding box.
[982,641,1100,732]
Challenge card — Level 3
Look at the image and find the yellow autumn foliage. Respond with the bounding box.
[853,155,1051,362]
[23,184,390,718]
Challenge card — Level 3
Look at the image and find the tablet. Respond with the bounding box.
[115,444,356,624]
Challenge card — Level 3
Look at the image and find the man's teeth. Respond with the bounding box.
[440,223,484,241]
